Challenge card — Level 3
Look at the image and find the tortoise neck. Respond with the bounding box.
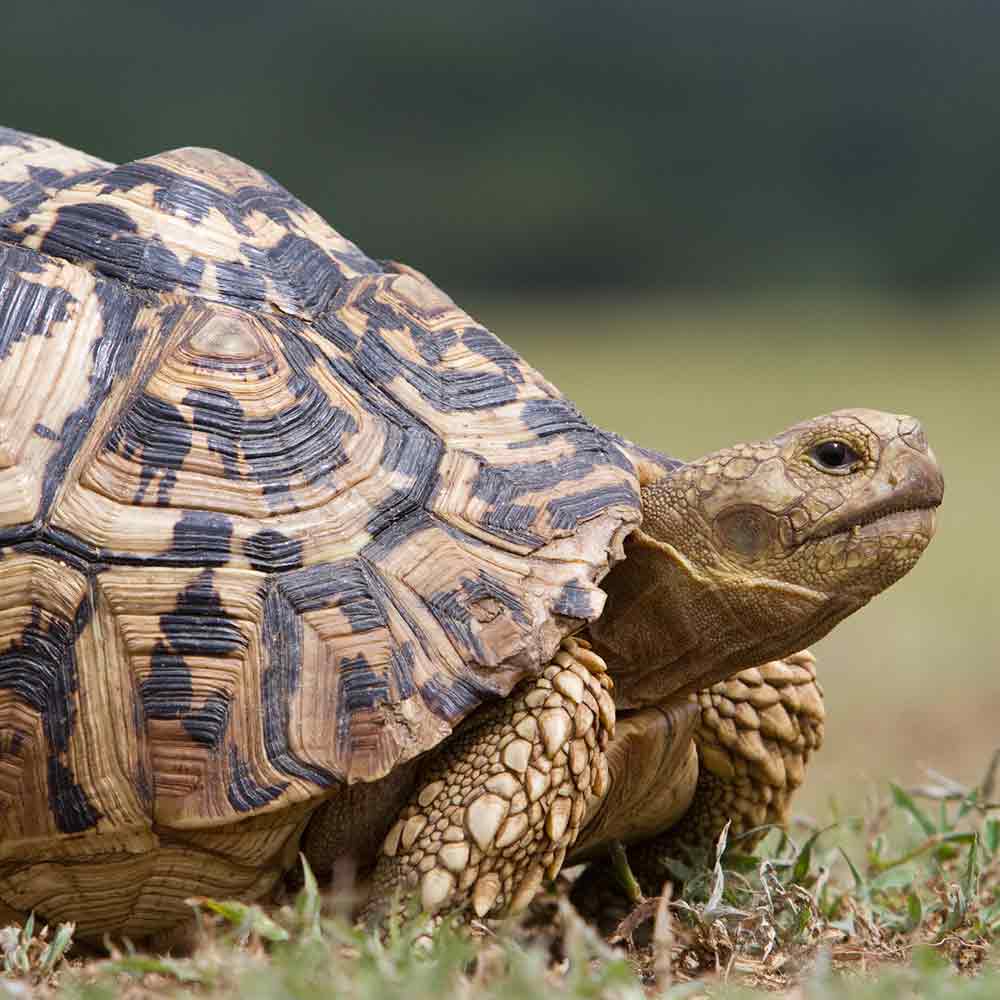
[587,523,723,707]
[587,481,843,708]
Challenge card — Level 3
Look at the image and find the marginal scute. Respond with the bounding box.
[0,554,101,845]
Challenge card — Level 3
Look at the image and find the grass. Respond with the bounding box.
[4,759,999,997]
[4,293,996,997]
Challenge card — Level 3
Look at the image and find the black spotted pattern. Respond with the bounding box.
[8,155,380,311]
[0,137,651,834]
[0,596,99,833]
[226,745,288,812]
[140,571,244,756]
[279,561,385,631]
[335,652,390,759]
[260,580,337,787]
[142,235,207,293]
[0,131,107,226]
[350,291,521,413]
[244,529,303,574]
[112,395,193,506]
[547,484,641,532]
[418,672,499,723]
[168,511,234,568]
[552,581,600,620]
[388,642,417,700]
[103,331,360,514]
[182,692,232,747]
[0,250,76,361]
[38,202,142,273]
[36,281,163,518]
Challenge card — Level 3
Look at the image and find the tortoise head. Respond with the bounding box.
[589,409,944,707]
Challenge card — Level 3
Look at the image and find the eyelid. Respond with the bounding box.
[807,435,863,455]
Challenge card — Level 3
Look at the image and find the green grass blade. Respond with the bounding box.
[105,955,210,984]
[190,898,290,942]
[890,783,939,836]
[37,922,74,977]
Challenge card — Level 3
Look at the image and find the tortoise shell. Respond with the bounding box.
[0,128,642,920]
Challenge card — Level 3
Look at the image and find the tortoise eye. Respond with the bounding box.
[809,440,860,472]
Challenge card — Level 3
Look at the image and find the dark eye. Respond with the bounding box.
[810,440,860,471]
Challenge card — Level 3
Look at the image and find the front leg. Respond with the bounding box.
[362,637,615,924]
[628,650,825,891]
[571,650,824,924]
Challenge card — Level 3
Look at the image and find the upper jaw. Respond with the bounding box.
[811,493,941,544]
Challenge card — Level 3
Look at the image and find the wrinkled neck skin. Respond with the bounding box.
[590,409,943,709]
[589,518,860,708]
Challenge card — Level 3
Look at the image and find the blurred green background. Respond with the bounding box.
[2,2,996,812]
[8,0,1000,296]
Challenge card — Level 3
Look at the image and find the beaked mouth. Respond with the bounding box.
[813,502,940,543]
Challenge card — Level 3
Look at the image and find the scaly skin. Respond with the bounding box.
[673,650,825,855]
[569,651,825,929]
[355,409,941,925]
[362,637,614,924]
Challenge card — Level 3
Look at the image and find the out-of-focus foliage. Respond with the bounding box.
[4,0,1000,294]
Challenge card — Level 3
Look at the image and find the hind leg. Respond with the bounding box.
[361,637,615,924]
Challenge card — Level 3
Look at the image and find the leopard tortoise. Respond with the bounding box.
[0,127,943,942]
